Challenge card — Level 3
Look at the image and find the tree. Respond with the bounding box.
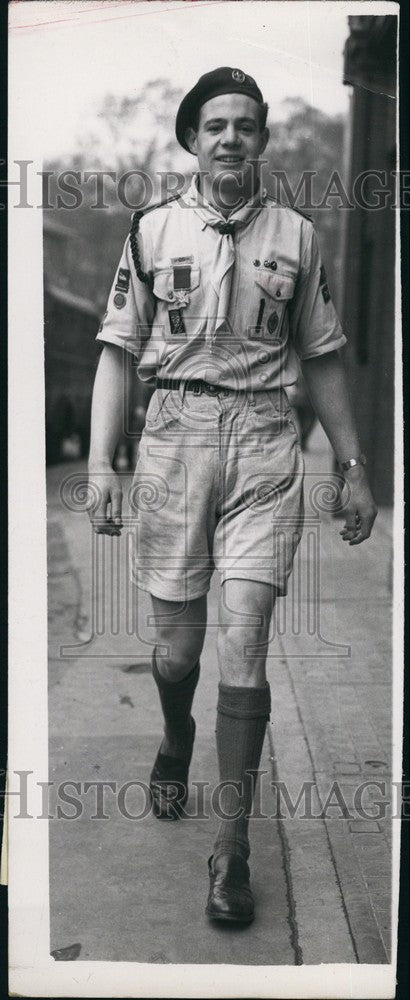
[44,87,347,310]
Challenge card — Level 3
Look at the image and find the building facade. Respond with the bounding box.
[341,15,397,505]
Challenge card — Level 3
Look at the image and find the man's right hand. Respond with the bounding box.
[87,465,123,535]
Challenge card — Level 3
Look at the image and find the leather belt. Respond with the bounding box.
[156,378,230,397]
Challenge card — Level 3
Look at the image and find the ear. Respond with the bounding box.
[259,127,269,155]
[185,126,198,155]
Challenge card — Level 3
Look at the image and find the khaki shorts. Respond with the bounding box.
[130,386,304,601]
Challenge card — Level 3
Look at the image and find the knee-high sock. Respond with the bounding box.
[213,682,271,861]
[152,650,200,760]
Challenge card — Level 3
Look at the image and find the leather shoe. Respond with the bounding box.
[206,853,255,923]
[149,719,195,820]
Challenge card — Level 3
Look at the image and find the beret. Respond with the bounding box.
[175,67,264,152]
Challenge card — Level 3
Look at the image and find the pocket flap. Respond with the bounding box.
[255,271,295,300]
[153,268,200,302]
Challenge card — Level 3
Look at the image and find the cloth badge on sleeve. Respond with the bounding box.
[115,267,131,293]
[114,292,126,309]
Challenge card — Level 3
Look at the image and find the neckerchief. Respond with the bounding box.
[182,174,265,338]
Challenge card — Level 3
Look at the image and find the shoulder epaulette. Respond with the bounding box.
[265,194,313,222]
[129,193,183,288]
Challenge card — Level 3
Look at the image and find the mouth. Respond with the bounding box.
[215,156,245,165]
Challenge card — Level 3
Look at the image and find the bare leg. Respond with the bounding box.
[150,593,207,681]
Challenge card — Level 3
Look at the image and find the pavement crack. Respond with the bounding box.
[267,729,303,966]
[277,635,361,964]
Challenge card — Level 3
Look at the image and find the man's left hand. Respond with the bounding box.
[340,468,378,545]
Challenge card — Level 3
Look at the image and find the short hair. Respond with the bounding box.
[190,100,269,134]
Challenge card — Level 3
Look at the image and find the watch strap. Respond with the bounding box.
[340,454,367,471]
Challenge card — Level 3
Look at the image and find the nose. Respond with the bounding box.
[221,124,240,146]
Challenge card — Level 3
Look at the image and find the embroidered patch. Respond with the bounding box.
[267,311,279,334]
[115,267,130,293]
[113,292,126,309]
[168,309,186,336]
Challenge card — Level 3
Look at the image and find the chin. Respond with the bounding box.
[212,167,246,190]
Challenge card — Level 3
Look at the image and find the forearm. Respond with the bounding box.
[88,344,127,467]
[300,350,361,464]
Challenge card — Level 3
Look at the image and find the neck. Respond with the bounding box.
[199,172,259,216]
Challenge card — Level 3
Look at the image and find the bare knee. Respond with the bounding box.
[217,622,268,686]
[151,595,207,680]
[155,623,205,679]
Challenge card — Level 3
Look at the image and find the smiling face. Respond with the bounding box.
[185,92,269,210]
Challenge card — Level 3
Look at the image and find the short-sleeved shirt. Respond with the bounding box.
[96,179,346,391]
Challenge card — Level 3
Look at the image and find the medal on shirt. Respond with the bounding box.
[166,258,192,336]
[171,257,194,308]
[168,257,194,335]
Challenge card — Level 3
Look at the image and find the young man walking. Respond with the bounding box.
[88,67,377,924]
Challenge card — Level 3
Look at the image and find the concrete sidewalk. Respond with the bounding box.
[47,426,394,966]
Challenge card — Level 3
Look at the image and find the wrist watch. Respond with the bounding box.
[340,453,367,471]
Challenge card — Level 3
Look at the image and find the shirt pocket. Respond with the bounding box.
[249,271,296,342]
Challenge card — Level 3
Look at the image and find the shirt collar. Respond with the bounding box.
[183,172,266,219]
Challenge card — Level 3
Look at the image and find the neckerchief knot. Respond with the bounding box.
[217,222,236,236]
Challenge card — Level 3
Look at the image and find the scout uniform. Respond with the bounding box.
[96,180,345,600]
